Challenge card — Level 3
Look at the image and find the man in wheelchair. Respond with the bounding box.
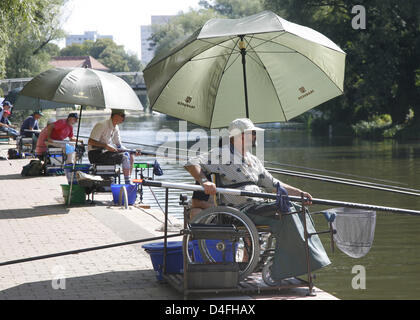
[184,118,330,283]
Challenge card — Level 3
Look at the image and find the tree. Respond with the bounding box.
[0,0,66,79]
[263,0,420,125]
[60,38,142,72]
[149,0,264,57]
[199,0,263,18]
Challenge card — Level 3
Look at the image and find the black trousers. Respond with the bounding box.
[88,149,124,165]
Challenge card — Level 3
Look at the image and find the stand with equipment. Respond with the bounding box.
[142,180,335,299]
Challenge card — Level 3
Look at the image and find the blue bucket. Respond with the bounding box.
[111,184,137,205]
[142,241,193,281]
[192,240,237,263]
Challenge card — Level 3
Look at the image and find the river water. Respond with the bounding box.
[78,112,420,300]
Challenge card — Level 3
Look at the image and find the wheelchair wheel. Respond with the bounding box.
[187,206,260,281]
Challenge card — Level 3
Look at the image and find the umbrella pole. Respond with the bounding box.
[239,35,250,118]
[67,105,84,206]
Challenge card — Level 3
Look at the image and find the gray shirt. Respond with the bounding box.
[186,144,282,206]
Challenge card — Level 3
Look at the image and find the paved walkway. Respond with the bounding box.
[0,144,337,300]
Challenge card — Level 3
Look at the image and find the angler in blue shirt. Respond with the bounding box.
[20,111,43,137]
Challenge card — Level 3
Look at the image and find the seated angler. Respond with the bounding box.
[0,109,19,139]
[0,100,13,120]
[20,110,43,149]
[20,111,43,137]
[184,118,330,282]
[35,113,79,163]
[87,109,140,184]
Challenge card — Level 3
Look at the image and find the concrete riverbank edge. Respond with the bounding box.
[0,144,337,300]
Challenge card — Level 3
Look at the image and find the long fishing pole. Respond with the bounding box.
[115,136,407,186]
[78,135,417,195]
[268,167,420,197]
[132,149,420,197]
[0,233,181,267]
[264,160,406,186]
[142,180,420,216]
[266,167,420,194]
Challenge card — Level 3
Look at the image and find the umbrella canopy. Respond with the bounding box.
[144,10,345,128]
[7,87,76,110]
[20,67,143,111]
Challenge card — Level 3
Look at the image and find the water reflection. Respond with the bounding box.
[78,112,420,300]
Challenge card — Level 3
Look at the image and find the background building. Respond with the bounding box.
[140,15,174,66]
[66,31,113,47]
[49,56,110,71]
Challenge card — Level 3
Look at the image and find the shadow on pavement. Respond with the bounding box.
[0,269,182,300]
[0,204,70,219]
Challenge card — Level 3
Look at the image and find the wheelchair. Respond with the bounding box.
[179,194,285,284]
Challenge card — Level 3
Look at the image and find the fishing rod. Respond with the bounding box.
[78,135,417,195]
[130,149,420,197]
[264,160,406,186]
[266,167,420,194]
[114,137,407,186]
[267,167,420,197]
[0,233,181,267]
[142,180,420,216]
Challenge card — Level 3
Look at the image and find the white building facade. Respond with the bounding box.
[140,15,174,66]
[66,31,113,47]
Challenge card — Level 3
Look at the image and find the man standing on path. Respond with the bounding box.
[87,109,140,184]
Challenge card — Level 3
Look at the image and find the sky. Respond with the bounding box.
[60,0,201,60]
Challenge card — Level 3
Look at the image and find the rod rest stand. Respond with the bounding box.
[183,223,240,241]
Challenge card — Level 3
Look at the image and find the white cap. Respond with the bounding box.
[228,118,264,137]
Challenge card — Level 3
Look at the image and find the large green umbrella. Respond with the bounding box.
[7,87,76,110]
[20,67,143,205]
[20,68,142,110]
[143,11,345,128]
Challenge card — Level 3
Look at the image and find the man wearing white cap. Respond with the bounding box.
[185,118,312,208]
[185,118,330,282]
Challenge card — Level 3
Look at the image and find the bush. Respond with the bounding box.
[351,114,393,139]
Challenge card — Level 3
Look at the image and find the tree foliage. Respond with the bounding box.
[60,38,142,72]
[199,0,263,18]
[149,0,264,57]
[0,0,65,79]
[263,0,420,125]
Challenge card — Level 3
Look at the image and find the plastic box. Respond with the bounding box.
[142,241,193,281]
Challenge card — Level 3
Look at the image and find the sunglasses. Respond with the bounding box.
[242,131,257,137]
